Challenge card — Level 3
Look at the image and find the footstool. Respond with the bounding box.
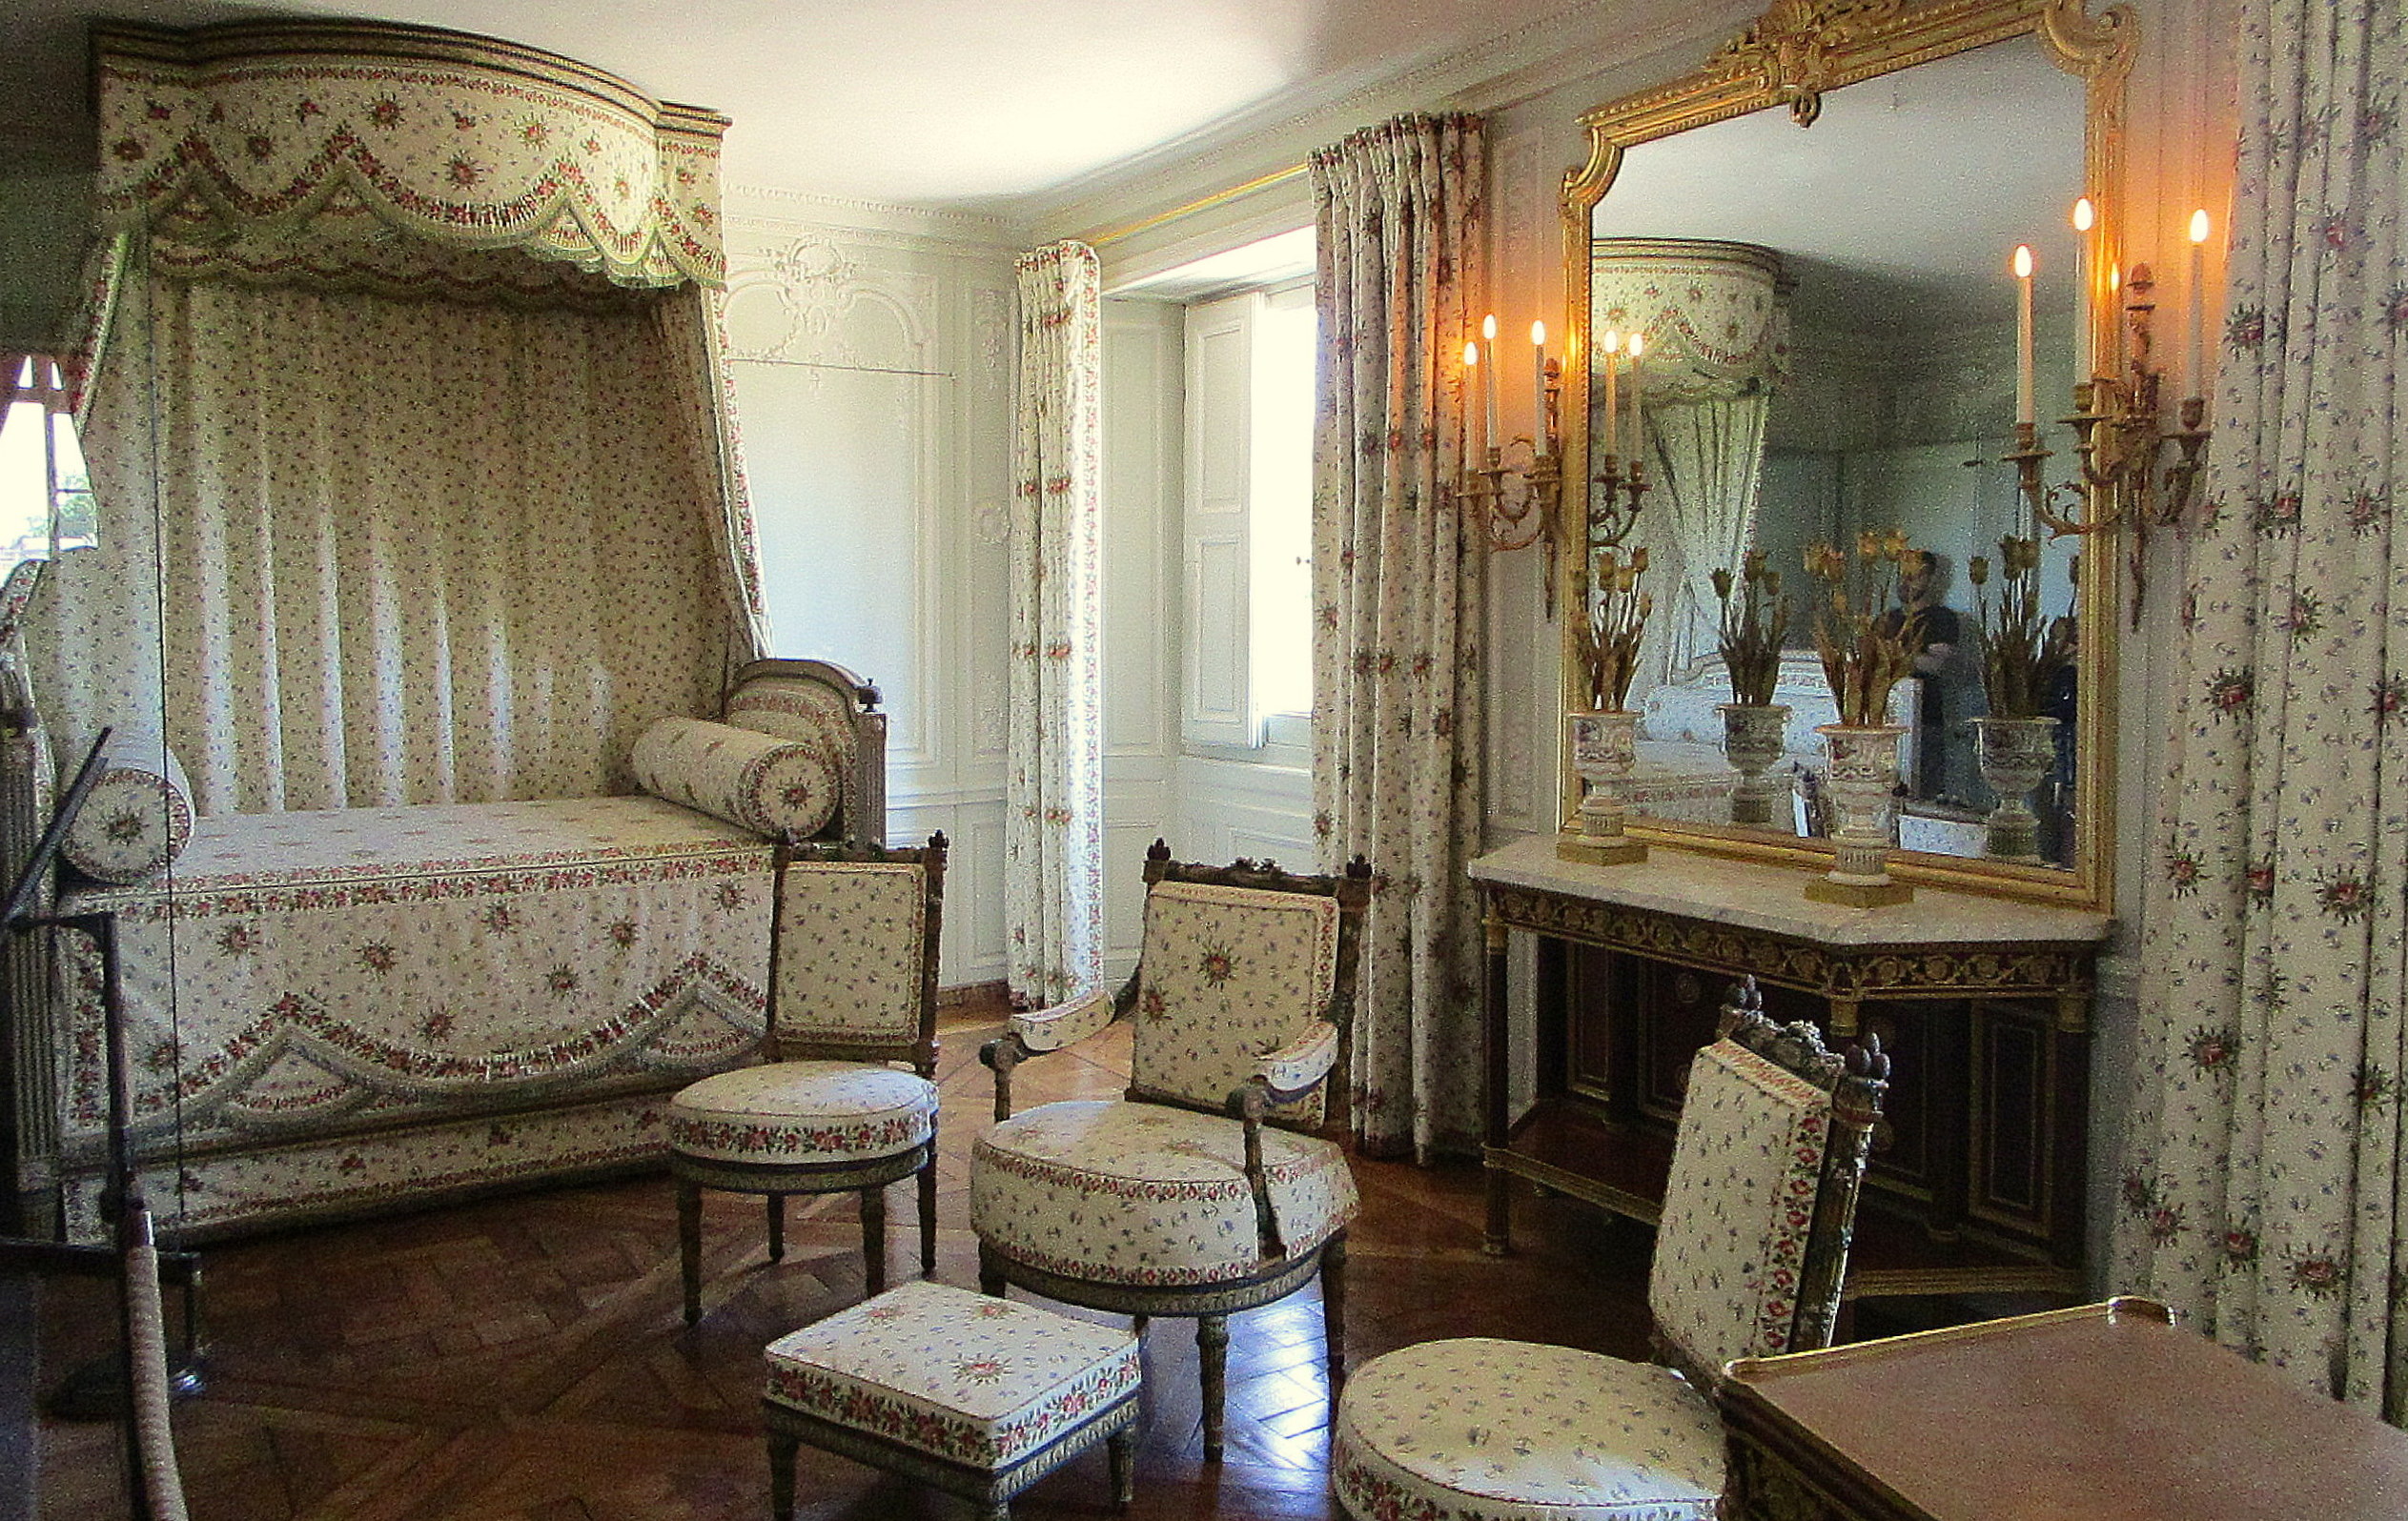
[763,1279,1142,1520]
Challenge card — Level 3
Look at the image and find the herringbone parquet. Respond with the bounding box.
[31,1021,1657,1520]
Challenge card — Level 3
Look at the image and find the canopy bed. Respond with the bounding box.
[1,20,888,1240]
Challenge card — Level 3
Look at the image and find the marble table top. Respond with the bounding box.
[1469,834,2114,948]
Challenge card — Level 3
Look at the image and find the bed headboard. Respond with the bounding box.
[721,658,888,847]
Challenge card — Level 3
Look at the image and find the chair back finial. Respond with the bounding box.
[1648,976,1888,1386]
[765,833,947,1071]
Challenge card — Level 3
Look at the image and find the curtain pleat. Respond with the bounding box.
[1310,112,1487,1161]
[1005,241,1106,1005]
[2111,0,2408,1420]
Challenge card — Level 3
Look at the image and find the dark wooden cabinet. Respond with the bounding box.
[1471,838,2112,1302]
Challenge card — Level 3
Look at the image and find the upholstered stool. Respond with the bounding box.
[762,1279,1142,1521]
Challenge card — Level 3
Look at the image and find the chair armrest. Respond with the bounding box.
[980,986,1123,1122]
[1010,987,1119,1053]
[1252,1024,1339,1098]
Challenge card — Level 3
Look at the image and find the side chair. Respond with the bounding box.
[667,833,947,1325]
[971,841,1374,1460]
[1332,976,1889,1521]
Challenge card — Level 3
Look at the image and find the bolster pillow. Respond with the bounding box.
[60,728,194,885]
[629,717,839,841]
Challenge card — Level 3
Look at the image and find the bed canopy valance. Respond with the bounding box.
[31,19,770,818]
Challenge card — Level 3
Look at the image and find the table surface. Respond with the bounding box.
[1724,1299,2408,1521]
[1469,836,2113,948]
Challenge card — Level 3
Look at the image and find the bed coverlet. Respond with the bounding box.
[57,795,774,1235]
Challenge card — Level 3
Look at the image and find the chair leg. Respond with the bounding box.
[861,1182,887,1297]
[1132,1313,1149,1337]
[1197,1313,1230,1463]
[767,1429,798,1521]
[1108,1424,1136,1508]
[1321,1236,1349,1385]
[766,1193,786,1262]
[917,1153,937,1277]
[677,1176,704,1328]
[980,1244,1006,1299]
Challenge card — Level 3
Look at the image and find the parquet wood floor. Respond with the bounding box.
[29,1021,1657,1521]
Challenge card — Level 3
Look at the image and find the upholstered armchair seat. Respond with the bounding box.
[969,1098,1357,1288]
[669,1062,937,1166]
[1333,1338,1724,1521]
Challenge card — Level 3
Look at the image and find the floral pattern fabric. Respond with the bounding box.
[771,861,928,1046]
[969,1099,1357,1287]
[667,1060,933,1165]
[1007,986,1116,1053]
[1128,881,1343,1124]
[763,1280,1139,1470]
[1333,1338,1722,1521]
[1648,1041,1832,1373]
[630,717,840,842]
[58,728,192,884]
[1005,241,1105,1007]
[1310,113,1489,1160]
[2111,0,2408,1420]
[94,24,725,290]
[55,797,771,1176]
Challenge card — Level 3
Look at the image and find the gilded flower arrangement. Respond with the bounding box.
[1561,549,1653,865]
[1802,530,1921,728]
[1573,547,1652,713]
[1966,537,2078,861]
[1712,550,1794,827]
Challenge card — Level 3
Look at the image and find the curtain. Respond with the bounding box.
[1310,112,1487,1161]
[1643,396,1771,673]
[30,273,745,814]
[1005,241,1105,1006]
[2111,0,2408,1419]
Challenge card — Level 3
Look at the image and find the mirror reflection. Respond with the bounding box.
[1587,38,2089,866]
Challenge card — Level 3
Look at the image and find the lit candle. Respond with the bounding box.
[1463,339,1484,456]
[2187,209,2212,399]
[1599,330,1621,459]
[1624,331,1645,461]
[2071,197,2095,391]
[1529,320,1548,445]
[2012,244,2036,426]
[1481,314,1500,452]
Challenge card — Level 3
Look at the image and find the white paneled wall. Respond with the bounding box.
[724,200,1018,986]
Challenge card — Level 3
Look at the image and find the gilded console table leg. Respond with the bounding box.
[1481,911,1514,1257]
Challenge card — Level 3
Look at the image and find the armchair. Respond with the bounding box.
[1332,978,1888,1521]
[667,834,947,1325]
[971,842,1374,1460]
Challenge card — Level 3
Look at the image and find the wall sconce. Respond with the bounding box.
[1588,328,1649,556]
[2006,210,2215,623]
[1460,316,1566,614]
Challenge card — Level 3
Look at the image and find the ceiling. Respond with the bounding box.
[7,0,1593,213]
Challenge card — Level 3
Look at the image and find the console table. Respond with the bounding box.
[1719,1298,2408,1520]
[1470,837,2113,1300]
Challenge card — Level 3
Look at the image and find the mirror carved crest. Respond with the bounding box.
[1558,0,2133,910]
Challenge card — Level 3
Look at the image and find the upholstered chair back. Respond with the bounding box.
[1646,985,1886,1384]
[1127,856,1354,1127]
[766,835,946,1066]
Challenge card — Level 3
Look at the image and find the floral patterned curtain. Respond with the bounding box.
[2112,0,2408,1420]
[1005,242,1105,1005]
[1310,112,1487,1161]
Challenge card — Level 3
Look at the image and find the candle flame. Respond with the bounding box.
[1481,314,1498,341]
[1601,329,1622,355]
[2072,197,2094,233]
[2012,245,2035,279]
[1462,341,1479,368]
[2189,209,2212,244]
[2110,264,2122,293]
[1530,319,1546,347]
[1626,332,1645,359]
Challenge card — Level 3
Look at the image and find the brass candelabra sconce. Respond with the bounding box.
[2006,260,2214,625]
[1461,322,1568,614]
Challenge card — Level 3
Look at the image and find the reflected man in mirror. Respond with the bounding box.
[1876,550,1977,801]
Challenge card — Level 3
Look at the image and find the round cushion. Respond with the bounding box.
[61,729,194,884]
[667,1061,934,1166]
[630,716,840,841]
[1333,1338,1724,1521]
[969,1098,1357,1288]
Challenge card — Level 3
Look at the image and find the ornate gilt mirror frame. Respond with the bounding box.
[1558,0,2134,909]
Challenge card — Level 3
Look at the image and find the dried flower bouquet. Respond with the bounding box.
[1711,549,1790,705]
[1803,530,1920,728]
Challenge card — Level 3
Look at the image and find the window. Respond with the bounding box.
[1181,279,1316,753]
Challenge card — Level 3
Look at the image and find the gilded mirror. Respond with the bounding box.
[1559,0,2132,908]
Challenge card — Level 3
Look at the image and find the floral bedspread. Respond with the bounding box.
[55,796,774,1228]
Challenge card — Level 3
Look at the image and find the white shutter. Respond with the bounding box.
[1181,292,1254,746]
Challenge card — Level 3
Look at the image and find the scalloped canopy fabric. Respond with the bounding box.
[93,20,726,291]
[1592,239,1790,403]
